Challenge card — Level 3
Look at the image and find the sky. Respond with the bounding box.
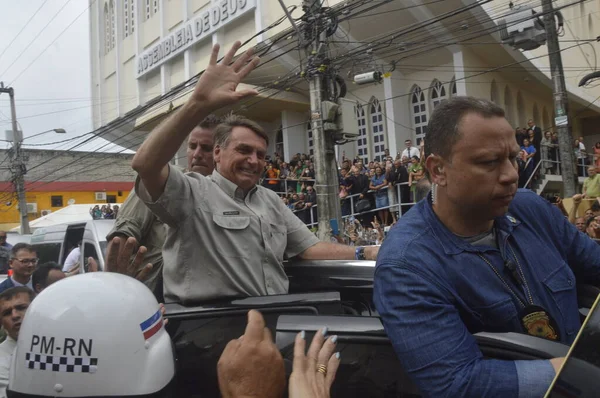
[0,0,126,153]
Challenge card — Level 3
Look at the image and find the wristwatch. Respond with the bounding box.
[355,246,366,260]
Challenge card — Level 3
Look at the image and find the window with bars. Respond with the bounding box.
[124,0,129,37]
[370,98,386,162]
[131,0,135,33]
[129,0,136,34]
[430,80,447,109]
[355,104,368,160]
[104,3,111,54]
[411,86,428,145]
[307,122,314,156]
[110,0,116,49]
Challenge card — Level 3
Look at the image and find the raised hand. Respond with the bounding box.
[106,237,153,282]
[217,310,285,398]
[191,41,260,111]
[289,328,340,398]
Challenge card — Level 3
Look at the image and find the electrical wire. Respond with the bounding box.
[0,0,74,79]
[0,0,51,65]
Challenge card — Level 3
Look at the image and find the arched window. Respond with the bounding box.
[355,104,368,160]
[430,80,447,109]
[516,91,525,128]
[542,106,550,130]
[109,0,116,49]
[449,78,457,98]
[104,3,110,54]
[370,97,386,162]
[124,0,129,38]
[410,85,428,144]
[490,79,499,104]
[307,122,314,156]
[504,86,515,126]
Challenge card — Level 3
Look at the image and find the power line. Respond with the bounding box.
[0,0,50,65]
[0,0,73,79]
[9,0,96,86]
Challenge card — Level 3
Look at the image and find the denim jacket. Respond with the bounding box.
[374,189,600,397]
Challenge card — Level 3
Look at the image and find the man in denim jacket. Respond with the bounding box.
[374,97,600,397]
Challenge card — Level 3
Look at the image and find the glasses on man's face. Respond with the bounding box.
[12,258,38,265]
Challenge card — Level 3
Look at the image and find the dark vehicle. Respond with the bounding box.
[165,259,587,397]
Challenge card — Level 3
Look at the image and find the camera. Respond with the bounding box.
[353,71,383,85]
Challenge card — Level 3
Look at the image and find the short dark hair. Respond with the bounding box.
[0,286,34,304]
[591,201,600,212]
[214,114,269,148]
[424,96,506,160]
[197,114,222,130]
[587,216,597,228]
[32,262,62,290]
[10,243,35,259]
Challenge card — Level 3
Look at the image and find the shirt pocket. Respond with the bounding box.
[211,214,251,259]
[471,297,519,332]
[543,264,578,338]
[268,222,287,262]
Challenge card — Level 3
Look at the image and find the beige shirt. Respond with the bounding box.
[107,189,166,294]
[0,336,16,398]
[136,166,319,304]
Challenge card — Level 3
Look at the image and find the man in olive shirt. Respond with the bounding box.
[583,166,600,199]
[107,115,221,299]
[132,42,378,304]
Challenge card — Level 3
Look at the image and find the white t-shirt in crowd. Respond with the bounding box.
[401,147,421,160]
[62,247,81,272]
[0,336,16,398]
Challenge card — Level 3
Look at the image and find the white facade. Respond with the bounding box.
[90,0,600,164]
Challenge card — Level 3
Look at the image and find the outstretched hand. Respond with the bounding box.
[191,41,261,110]
[217,310,285,398]
[87,237,153,282]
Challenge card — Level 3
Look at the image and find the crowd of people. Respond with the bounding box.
[262,139,428,238]
[89,204,119,220]
[515,119,598,187]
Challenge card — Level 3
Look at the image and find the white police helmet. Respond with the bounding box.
[7,273,175,397]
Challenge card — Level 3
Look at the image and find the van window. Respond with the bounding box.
[83,243,98,262]
[83,243,100,273]
[32,243,62,264]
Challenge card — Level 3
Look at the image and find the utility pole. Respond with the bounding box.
[541,0,577,196]
[0,83,30,234]
[302,0,341,241]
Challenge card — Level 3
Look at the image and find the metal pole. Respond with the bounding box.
[304,0,341,241]
[7,88,30,234]
[541,0,577,197]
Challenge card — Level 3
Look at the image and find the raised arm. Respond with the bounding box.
[131,41,260,200]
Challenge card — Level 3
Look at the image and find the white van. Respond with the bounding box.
[30,220,115,272]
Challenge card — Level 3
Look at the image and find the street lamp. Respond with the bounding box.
[22,128,67,141]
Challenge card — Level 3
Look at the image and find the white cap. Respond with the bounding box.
[8,273,174,397]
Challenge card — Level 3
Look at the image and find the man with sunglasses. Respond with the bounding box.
[0,244,37,293]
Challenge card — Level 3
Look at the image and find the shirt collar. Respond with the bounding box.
[10,277,32,289]
[422,193,521,255]
[210,169,257,201]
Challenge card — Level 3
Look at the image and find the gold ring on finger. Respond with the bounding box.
[317,364,327,376]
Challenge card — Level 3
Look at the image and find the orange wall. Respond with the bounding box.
[0,190,131,224]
